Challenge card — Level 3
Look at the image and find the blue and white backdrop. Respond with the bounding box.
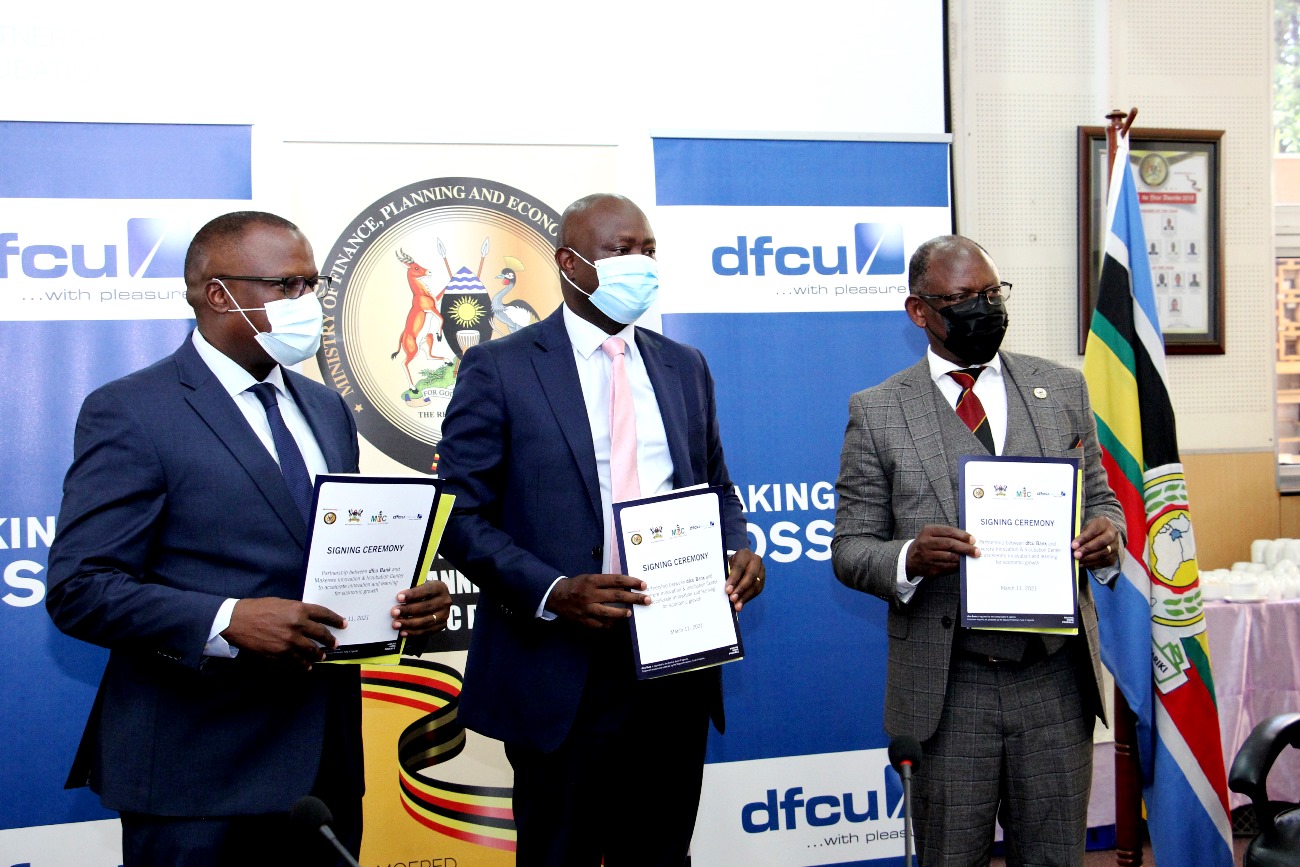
[0,124,950,867]
[652,135,951,867]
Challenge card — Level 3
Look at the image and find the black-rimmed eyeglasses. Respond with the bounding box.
[212,275,333,299]
[914,281,1011,308]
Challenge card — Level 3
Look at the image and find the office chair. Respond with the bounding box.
[1229,712,1300,867]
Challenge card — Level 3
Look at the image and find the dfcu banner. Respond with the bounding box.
[652,137,950,316]
[653,136,950,867]
[694,749,908,865]
[0,122,251,323]
[0,122,251,863]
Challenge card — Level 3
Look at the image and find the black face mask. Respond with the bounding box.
[932,295,1008,364]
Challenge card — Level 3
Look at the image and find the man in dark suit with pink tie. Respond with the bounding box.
[437,193,765,867]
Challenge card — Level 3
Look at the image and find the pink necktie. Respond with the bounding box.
[602,336,640,573]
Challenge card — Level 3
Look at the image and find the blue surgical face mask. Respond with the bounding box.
[217,280,323,367]
[561,249,659,325]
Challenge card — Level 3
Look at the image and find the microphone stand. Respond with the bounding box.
[900,761,916,867]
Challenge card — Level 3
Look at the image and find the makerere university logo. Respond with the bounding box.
[318,178,563,472]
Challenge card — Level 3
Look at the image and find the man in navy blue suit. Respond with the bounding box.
[46,211,452,867]
[437,193,765,867]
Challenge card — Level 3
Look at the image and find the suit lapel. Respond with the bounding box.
[1001,353,1057,457]
[532,310,603,521]
[899,358,960,524]
[637,330,691,488]
[175,338,308,545]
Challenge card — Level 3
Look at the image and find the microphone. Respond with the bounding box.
[291,795,363,867]
[888,736,923,867]
[888,735,922,777]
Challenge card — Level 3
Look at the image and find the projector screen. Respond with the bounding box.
[2,0,948,141]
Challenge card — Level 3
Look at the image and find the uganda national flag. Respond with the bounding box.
[1083,133,1233,865]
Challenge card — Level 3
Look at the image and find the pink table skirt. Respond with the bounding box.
[1205,597,1300,809]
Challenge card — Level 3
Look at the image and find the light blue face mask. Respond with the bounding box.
[561,249,660,324]
[217,280,323,367]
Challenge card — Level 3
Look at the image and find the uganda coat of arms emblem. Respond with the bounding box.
[317,178,563,472]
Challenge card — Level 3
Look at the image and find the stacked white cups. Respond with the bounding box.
[1199,539,1300,601]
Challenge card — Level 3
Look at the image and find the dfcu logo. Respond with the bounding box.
[127,218,191,278]
[711,223,905,277]
[741,766,904,833]
[0,218,190,279]
[854,223,906,274]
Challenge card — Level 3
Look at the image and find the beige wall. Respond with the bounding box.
[1278,155,1300,204]
[1183,451,1286,568]
[949,0,1278,568]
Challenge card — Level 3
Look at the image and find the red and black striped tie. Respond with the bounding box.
[947,367,995,454]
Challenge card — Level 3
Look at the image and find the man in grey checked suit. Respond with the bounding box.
[832,235,1124,866]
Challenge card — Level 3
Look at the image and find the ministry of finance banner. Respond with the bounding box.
[652,135,951,867]
[283,142,617,866]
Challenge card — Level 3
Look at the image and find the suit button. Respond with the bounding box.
[941,616,953,629]
[591,546,602,560]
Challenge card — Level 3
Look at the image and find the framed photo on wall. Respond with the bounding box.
[1077,126,1224,354]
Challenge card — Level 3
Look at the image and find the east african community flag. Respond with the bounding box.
[1083,132,1232,867]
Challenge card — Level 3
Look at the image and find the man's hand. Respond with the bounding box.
[392,580,453,636]
[1072,516,1121,569]
[725,549,765,612]
[222,598,344,669]
[545,574,649,629]
[906,525,980,578]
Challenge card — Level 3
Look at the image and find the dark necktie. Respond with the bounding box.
[947,367,996,455]
[249,382,313,523]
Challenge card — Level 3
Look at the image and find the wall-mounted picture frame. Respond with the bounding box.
[1077,126,1224,354]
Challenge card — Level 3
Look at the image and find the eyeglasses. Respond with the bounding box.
[914,281,1011,308]
[212,275,333,299]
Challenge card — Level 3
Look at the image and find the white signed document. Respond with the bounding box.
[613,487,744,679]
[301,474,442,661]
[958,456,1081,632]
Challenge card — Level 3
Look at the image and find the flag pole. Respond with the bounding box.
[1105,105,1144,867]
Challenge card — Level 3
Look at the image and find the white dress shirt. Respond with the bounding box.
[535,305,674,617]
[191,329,329,655]
[895,349,1008,601]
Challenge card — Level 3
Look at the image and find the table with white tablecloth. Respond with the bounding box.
[1205,597,1300,808]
